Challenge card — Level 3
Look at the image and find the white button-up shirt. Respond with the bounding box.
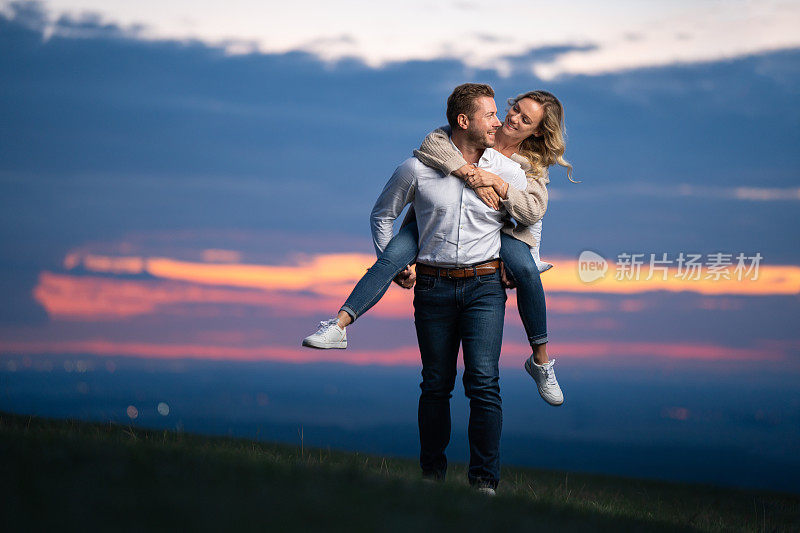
[370,146,526,267]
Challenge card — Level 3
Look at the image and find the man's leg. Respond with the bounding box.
[459,271,506,488]
[413,274,459,480]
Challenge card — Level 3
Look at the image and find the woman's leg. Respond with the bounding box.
[338,221,420,326]
[500,232,563,406]
[499,232,549,363]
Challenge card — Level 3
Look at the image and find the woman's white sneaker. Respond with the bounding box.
[524,356,564,406]
[302,318,347,349]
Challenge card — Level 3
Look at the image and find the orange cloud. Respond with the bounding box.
[32,271,634,322]
[36,248,800,322]
[32,271,409,321]
[65,252,800,296]
[544,260,800,296]
[146,254,372,291]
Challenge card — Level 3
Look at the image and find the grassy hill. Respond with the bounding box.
[1,411,797,532]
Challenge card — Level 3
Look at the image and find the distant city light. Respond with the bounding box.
[157,402,170,416]
[662,407,690,421]
[126,405,138,419]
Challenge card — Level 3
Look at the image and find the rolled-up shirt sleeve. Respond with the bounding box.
[370,159,417,256]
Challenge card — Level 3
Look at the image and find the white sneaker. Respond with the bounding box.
[477,486,496,496]
[302,318,347,349]
[474,481,497,496]
[525,357,564,406]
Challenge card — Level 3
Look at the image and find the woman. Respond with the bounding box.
[302,90,576,406]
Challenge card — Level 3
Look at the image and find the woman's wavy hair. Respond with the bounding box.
[508,90,578,183]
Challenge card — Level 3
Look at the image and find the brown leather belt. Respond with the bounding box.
[416,259,500,279]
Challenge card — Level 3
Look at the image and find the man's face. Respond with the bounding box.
[465,96,502,148]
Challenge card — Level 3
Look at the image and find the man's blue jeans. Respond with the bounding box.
[340,222,547,346]
[413,269,506,488]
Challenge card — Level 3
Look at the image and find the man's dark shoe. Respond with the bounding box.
[421,471,445,484]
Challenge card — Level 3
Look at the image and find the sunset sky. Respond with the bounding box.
[1,1,799,492]
[1,0,799,371]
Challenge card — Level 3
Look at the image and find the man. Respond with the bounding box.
[370,83,527,494]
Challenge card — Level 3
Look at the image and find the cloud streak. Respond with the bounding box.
[32,270,644,321]
[549,185,800,202]
[0,339,787,366]
[60,251,800,298]
[17,0,800,78]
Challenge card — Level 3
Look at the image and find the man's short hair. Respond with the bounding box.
[446,83,495,129]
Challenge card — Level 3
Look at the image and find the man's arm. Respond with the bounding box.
[370,159,417,256]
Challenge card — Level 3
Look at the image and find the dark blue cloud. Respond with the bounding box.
[2,3,797,187]
[499,44,597,74]
[0,0,799,313]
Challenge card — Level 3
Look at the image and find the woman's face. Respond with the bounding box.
[501,97,544,142]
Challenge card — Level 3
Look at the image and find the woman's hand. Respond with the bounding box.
[474,186,501,210]
[465,168,500,189]
[454,164,500,208]
[452,163,476,180]
[500,262,516,288]
[467,168,510,199]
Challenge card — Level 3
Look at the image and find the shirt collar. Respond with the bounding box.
[447,135,495,166]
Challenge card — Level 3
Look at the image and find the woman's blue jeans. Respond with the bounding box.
[498,232,548,346]
[340,222,548,346]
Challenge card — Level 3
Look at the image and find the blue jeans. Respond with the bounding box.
[339,221,420,323]
[340,222,548,346]
[499,232,548,345]
[414,270,506,487]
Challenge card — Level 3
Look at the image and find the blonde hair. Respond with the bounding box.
[508,90,578,183]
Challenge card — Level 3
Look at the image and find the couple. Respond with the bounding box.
[302,83,574,494]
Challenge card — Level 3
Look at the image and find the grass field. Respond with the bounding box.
[1,411,797,532]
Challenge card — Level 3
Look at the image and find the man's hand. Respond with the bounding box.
[393,265,416,289]
[474,186,501,210]
[500,262,516,288]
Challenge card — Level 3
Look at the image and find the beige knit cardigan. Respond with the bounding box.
[413,127,549,248]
